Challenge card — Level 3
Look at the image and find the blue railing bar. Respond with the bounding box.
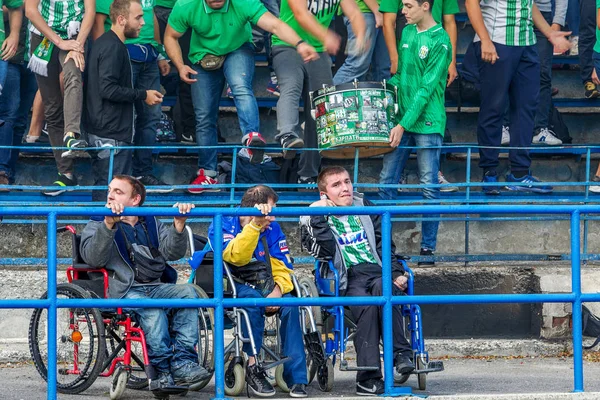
[0,299,51,308]
[584,148,592,259]
[571,211,584,392]
[212,214,226,399]
[353,148,360,183]
[108,149,115,183]
[580,293,600,301]
[382,212,394,396]
[47,212,57,400]
[465,147,472,266]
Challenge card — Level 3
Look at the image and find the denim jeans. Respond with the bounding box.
[190,43,259,173]
[534,12,553,131]
[235,282,308,386]
[124,283,199,373]
[131,61,161,177]
[379,132,442,251]
[0,60,7,96]
[333,13,391,85]
[579,0,596,82]
[567,0,580,35]
[0,63,38,179]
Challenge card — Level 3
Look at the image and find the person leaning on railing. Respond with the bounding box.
[79,175,211,391]
[207,185,308,398]
[299,166,413,397]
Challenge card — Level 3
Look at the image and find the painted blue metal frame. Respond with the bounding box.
[0,204,592,399]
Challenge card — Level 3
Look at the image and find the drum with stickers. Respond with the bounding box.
[310,81,398,159]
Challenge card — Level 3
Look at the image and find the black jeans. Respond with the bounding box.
[534,11,553,130]
[345,263,412,382]
[579,0,596,83]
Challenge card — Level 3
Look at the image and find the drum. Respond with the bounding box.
[310,81,398,159]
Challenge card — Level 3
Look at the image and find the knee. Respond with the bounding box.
[178,284,198,299]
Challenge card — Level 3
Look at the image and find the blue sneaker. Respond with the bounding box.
[505,173,553,194]
[482,173,500,195]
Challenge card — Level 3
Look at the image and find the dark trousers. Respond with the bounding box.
[579,0,596,83]
[90,145,133,202]
[346,263,411,382]
[475,42,539,173]
[534,12,553,131]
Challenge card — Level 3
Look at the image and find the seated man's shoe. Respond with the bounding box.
[289,383,308,398]
[246,364,275,397]
[482,171,500,195]
[395,354,415,375]
[151,371,188,399]
[505,173,553,194]
[418,248,435,266]
[172,362,211,391]
[156,371,175,387]
[356,378,384,396]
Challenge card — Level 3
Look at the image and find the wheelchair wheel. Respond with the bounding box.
[297,276,323,331]
[224,360,245,396]
[191,284,215,391]
[109,366,129,400]
[275,363,289,393]
[105,329,149,390]
[317,358,334,392]
[28,283,106,394]
[417,356,427,390]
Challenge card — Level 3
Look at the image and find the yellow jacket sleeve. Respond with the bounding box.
[271,258,293,294]
[222,222,261,266]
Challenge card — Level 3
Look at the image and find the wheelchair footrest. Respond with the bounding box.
[304,331,327,368]
[339,360,379,372]
[414,360,444,374]
[260,356,290,371]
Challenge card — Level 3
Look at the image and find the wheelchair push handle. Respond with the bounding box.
[57,225,77,235]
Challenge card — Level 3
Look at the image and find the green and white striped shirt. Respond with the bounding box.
[328,215,378,268]
[474,0,536,47]
[30,0,85,40]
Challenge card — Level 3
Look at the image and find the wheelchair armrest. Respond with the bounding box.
[66,266,110,299]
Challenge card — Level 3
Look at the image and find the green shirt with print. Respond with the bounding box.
[328,215,378,267]
[272,0,341,52]
[594,0,600,53]
[379,0,459,24]
[0,0,23,47]
[97,0,158,46]
[169,0,267,64]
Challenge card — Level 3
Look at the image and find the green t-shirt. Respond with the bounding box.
[388,23,451,135]
[272,0,341,52]
[379,0,459,24]
[328,215,378,267]
[97,0,158,46]
[356,0,380,14]
[156,0,177,8]
[169,0,267,64]
[0,0,23,47]
[595,0,600,53]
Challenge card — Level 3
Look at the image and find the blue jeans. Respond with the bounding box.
[567,0,580,36]
[333,13,391,85]
[131,61,161,177]
[190,43,259,173]
[0,63,38,179]
[0,60,7,96]
[379,132,442,250]
[124,283,199,373]
[235,282,308,386]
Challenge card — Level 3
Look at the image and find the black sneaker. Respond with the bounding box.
[585,81,600,99]
[156,371,175,387]
[280,133,304,159]
[246,364,275,397]
[172,362,211,391]
[43,174,77,196]
[136,175,174,193]
[395,354,415,375]
[298,176,317,192]
[418,248,435,266]
[356,378,384,396]
[61,132,88,158]
[289,383,308,398]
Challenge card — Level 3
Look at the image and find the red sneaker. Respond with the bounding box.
[188,169,219,194]
[245,132,267,164]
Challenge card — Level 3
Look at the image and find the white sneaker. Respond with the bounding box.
[501,126,510,145]
[569,36,579,56]
[438,171,459,192]
[532,128,562,145]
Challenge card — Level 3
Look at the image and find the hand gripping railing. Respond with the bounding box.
[0,204,595,399]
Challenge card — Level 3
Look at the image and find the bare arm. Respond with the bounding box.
[287,0,329,45]
[164,24,197,84]
[442,13,457,86]
[75,0,95,44]
[382,12,398,74]
[1,6,23,60]
[363,0,383,28]
[465,0,498,63]
[153,11,162,44]
[256,11,319,61]
[532,3,570,52]
[91,13,107,40]
[340,0,367,51]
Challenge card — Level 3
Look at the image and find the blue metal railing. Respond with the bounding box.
[0,204,595,399]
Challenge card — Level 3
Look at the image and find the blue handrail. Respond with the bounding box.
[0,204,593,398]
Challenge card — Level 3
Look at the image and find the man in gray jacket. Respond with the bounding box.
[79,175,209,390]
[299,166,412,396]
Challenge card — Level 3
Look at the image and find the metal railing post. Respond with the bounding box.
[571,210,584,392]
[47,212,57,400]
[382,211,394,395]
[211,214,227,400]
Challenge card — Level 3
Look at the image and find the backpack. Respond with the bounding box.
[156,112,177,142]
[217,156,281,185]
[548,105,572,144]
[582,305,600,349]
[279,155,301,189]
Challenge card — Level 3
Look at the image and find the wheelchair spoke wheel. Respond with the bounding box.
[109,366,129,400]
[106,328,149,390]
[192,285,215,391]
[28,283,106,394]
[298,276,323,332]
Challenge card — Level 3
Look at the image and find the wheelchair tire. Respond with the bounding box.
[417,356,427,390]
[317,358,334,392]
[275,364,289,393]
[109,366,129,400]
[29,283,106,394]
[191,284,215,391]
[224,361,245,396]
[297,276,323,331]
[105,327,149,390]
